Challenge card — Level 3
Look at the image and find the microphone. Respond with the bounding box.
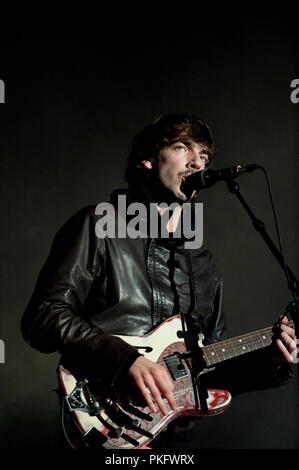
[182,164,260,191]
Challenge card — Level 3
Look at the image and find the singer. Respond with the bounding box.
[21,113,297,449]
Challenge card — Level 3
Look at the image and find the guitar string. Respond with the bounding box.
[207,334,272,354]
[163,332,272,367]
[205,330,273,353]
[163,321,294,366]
[206,321,294,353]
[154,321,294,367]
[206,335,272,355]
[163,330,273,366]
[202,328,278,366]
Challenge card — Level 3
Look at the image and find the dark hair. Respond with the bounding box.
[125,113,214,183]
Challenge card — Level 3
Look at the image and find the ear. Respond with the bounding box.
[141,159,153,170]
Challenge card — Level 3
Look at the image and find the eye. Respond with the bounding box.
[200,155,208,163]
[174,144,186,152]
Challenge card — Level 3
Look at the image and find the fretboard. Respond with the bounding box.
[202,321,294,367]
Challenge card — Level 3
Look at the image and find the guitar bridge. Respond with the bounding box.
[163,352,188,381]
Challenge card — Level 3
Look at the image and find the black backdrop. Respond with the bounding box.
[0,12,298,451]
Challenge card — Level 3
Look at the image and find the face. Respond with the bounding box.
[142,136,211,201]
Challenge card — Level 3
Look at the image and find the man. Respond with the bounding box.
[21,113,297,449]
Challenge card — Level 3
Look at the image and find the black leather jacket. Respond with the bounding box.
[21,183,291,393]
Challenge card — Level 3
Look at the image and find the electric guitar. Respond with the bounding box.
[58,314,293,449]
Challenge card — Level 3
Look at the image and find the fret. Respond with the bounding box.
[212,348,221,363]
[202,321,294,367]
[256,329,272,348]
[229,339,238,357]
[252,337,262,348]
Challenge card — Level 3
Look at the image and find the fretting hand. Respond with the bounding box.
[272,316,297,365]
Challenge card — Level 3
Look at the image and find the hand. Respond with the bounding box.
[272,316,297,365]
[128,356,177,416]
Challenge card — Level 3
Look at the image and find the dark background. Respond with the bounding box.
[0,11,298,450]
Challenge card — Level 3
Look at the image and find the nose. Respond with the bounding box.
[186,151,205,171]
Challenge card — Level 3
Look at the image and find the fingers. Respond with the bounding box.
[275,337,296,363]
[275,317,298,363]
[128,356,177,416]
[142,374,169,416]
[279,316,289,325]
[134,375,158,414]
[137,363,176,416]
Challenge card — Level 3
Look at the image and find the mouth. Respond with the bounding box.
[179,171,198,200]
[181,171,195,186]
[181,172,193,182]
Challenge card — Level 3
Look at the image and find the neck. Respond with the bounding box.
[202,320,294,367]
[146,176,185,206]
[128,172,184,204]
[156,204,183,233]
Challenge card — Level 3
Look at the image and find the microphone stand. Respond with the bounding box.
[226,178,299,341]
[226,177,299,450]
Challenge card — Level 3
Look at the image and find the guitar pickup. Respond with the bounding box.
[163,352,188,381]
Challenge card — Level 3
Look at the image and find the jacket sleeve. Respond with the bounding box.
[21,207,140,385]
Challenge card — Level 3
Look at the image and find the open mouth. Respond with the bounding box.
[181,172,192,184]
[180,173,194,198]
[181,172,193,187]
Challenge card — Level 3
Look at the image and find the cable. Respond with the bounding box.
[257,165,299,319]
[61,398,77,450]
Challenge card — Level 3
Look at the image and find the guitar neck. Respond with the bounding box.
[202,321,294,367]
